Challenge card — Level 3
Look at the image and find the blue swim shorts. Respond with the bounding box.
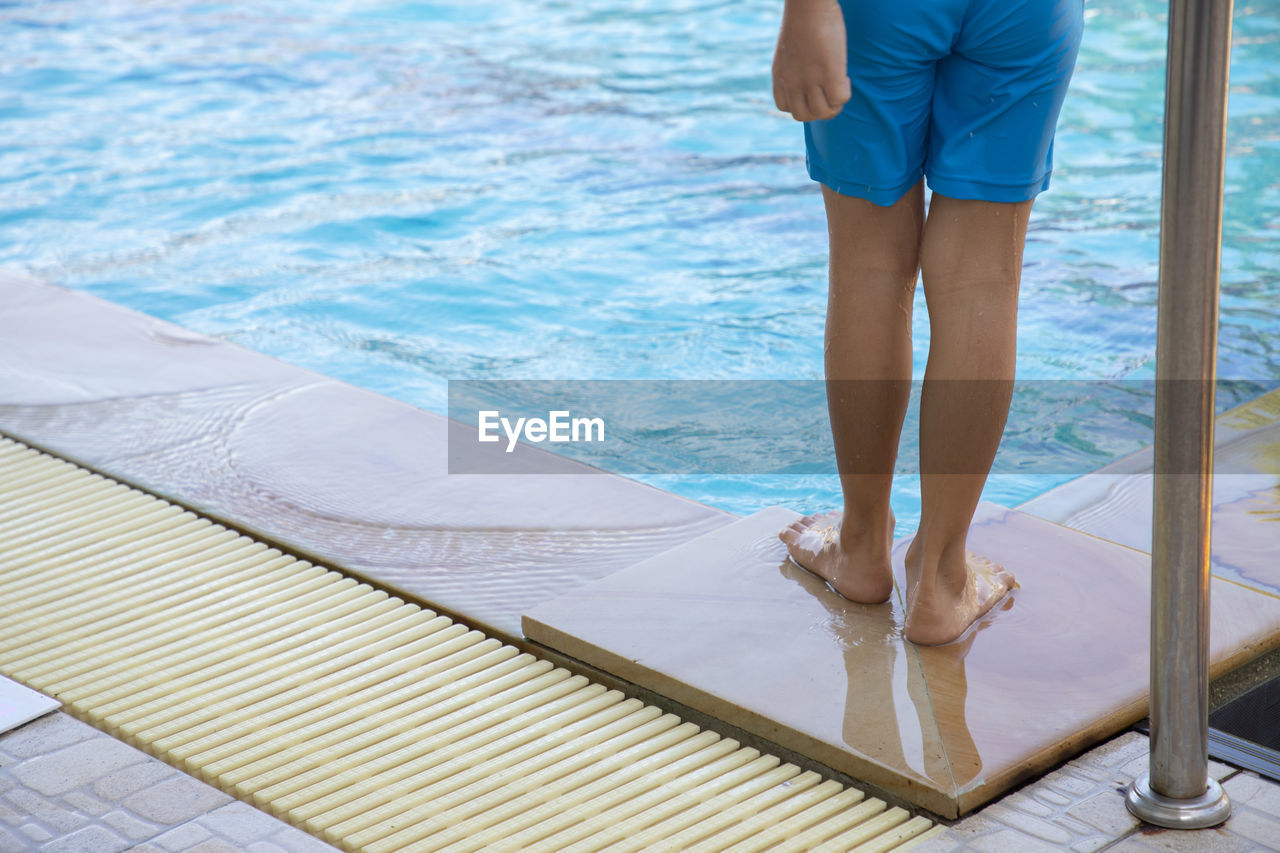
[804,0,1084,206]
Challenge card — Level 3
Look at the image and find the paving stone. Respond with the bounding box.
[4,788,87,833]
[37,824,129,853]
[1001,791,1054,818]
[0,802,20,826]
[0,826,27,853]
[129,846,166,853]
[186,839,244,853]
[942,811,1002,841]
[1106,838,1162,852]
[1223,772,1265,802]
[20,822,53,842]
[899,834,964,853]
[1220,806,1280,850]
[198,801,286,844]
[1044,769,1102,798]
[1118,754,1153,782]
[246,843,288,853]
[0,715,93,760]
[968,827,1069,853]
[1224,771,1280,820]
[1208,761,1236,782]
[1034,786,1073,807]
[1065,760,1112,784]
[92,761,175,803]
[982,803,1074,845]
[13,737,146,797]
[60,791,108,817]
[1070,836,1115,853]
[121,776,231,825]
[1068,790,1142,837]
[101,808,158,841]
[152,819,213,850]
[1132,826,1264,852]
[1053,814,1097,835]
[1080,732,1150,769]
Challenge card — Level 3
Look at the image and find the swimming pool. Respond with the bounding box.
[2,0,1277,533]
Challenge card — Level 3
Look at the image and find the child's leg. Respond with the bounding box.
[778,180,923,603]
[902,193,1029,645]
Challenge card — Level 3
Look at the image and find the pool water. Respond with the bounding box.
[2,0,1278,534]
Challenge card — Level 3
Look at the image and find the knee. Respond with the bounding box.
[919,268,1020,304]
[918,197,1033,293]
[830,244,921,294]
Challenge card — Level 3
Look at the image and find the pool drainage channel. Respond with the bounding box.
[0,434,938,853]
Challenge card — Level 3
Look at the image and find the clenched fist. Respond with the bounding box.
[772,0,852,122]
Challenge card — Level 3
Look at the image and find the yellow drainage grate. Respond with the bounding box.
[0,435,939,852]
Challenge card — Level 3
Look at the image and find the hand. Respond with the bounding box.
[772,0,852,122]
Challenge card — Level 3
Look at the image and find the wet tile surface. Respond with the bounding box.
[523,502,1280,818]
[1021,389,1280,597]
[0,271,730,642]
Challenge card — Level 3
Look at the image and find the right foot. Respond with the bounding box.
[778,510,895,604]
[903,537,1016,645]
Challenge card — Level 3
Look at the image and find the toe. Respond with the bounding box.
[786,520,811,536]
[998,566,1017,591]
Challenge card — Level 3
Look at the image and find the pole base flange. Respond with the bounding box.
[1126,774,1232,829]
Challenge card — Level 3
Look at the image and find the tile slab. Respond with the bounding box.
[523,502,1280,818]
[0,270,731,642]
[1020,387,1280,598]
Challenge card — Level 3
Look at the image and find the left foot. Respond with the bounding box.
[778,510,895,604]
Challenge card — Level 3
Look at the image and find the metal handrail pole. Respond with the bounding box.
[1125,0,1233,829]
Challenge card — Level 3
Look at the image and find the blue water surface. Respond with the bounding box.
[2,0,1278,534]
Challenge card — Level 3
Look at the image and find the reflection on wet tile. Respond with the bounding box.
[0,271,731,643]
[523,503,1280,817]
[1020,387,1280,598]
[1212,485,1280,596]
[523,506,955,814]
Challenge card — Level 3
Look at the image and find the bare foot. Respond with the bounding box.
[903,538,1016,645]
[778,510,895,604]
[772,0,851,122]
